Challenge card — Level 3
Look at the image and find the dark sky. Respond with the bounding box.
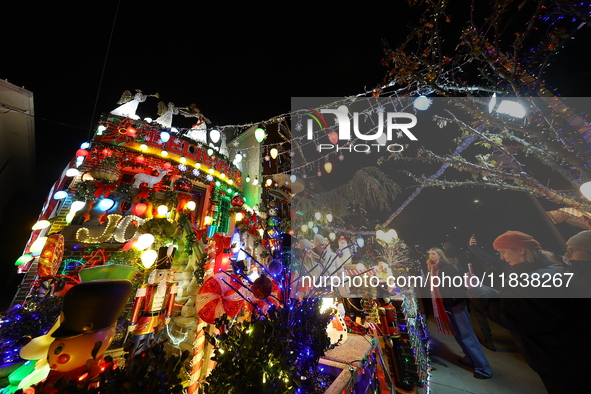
[2,2,589,305]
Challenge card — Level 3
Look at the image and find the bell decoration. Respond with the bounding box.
[173,177,193,192]
[230,194,245,207]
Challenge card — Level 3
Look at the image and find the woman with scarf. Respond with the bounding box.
[427,247,493,379]
[468,231,590,393]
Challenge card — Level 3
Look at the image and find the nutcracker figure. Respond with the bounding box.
[128,246,178,351]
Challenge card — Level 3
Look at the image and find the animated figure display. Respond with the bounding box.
[19,280,133,389]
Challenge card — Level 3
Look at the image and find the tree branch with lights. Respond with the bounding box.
[374,0,591,218]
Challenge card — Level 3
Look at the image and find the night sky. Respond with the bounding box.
[2,2,589,306]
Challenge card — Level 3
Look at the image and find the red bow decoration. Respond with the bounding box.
[194,227,206,241]
[93,182,116,198]
[137,186,151,199]
[212,233,231,255]
[176,193,193,212]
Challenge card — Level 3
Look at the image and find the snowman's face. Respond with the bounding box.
[47,326,115,372]
[338,240,347,249]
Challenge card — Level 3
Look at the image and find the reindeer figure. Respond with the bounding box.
[132,169,168,188]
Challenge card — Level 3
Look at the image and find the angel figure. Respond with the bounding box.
[219,132,229,157]
[179,103,211,125]
[155,101,179,129]
[111,89,158,119]
[181,104,210,144]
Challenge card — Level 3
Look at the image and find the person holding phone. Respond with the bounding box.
[427,247,493,379]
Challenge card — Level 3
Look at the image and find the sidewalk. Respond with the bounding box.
[421,313,546,393]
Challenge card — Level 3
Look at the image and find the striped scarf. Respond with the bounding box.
[430,263,456,335]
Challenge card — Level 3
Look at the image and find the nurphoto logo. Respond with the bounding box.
[306,104,418,154]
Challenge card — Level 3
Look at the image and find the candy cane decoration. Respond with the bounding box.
[187,318,208,394]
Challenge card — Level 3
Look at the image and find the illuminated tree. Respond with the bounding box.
[373,0,591,225]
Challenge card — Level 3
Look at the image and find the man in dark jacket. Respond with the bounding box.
[564,230,591,290]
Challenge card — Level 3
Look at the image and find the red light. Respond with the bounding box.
[132,203,148,216]
[126,127,137,137]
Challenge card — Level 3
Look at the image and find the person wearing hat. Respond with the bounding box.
[468,231,589,393]
[564,230,591,285]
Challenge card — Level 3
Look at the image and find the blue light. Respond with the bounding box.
[97,198,115,212]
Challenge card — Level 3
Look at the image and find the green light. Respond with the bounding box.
[15,254,34,266]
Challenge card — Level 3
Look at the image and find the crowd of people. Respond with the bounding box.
[426,229,591,393]
[290,224,591,392]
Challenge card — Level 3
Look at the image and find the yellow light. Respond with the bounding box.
[65,212,75,224]
[179,157,187,164]
[135,233,155,250]
[228,179,233,185]
[204,216,213,225]
[157,205,169,217]
[186,201,196,211]
[195,163,201,169]
[161,150,169,157]
[32,220,51,230]
[141,249,158,269]
[208,168,214,174]
[65,168,80,177]
[314,212,321,220]
[265,178,273,187]
[220,173,226,179]
[324,162,333,173]
[139,144,148,151]
[30,237,48,254]
[301,224,308,232]
[235,212,244,221]
[270,148,278,159]
[70,200,85,214]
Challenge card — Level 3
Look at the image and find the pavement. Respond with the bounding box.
[419,311,547,394]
